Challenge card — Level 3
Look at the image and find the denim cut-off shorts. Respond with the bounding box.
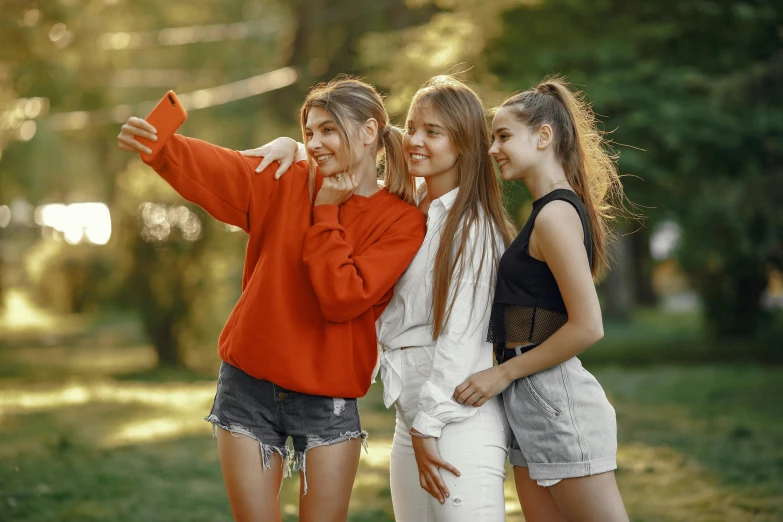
[205,362,367,495]
[503,354,617,487]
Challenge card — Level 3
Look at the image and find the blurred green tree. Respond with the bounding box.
[484,0,782,336]
[358,0,782,336]
[112,162,246,368]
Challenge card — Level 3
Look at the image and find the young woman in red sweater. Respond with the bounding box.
[117,78,426,522]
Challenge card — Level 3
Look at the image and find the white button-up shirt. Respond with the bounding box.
[376,187,503,437]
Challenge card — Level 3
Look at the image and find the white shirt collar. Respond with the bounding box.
[430,186,459,211]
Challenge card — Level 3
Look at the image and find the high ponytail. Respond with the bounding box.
[499,75,628,275]
[380,124,416,205]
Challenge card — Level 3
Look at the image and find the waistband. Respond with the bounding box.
[381,344,436,352]
[495,343,540,364]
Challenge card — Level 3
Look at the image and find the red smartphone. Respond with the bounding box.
[139,90,188,161]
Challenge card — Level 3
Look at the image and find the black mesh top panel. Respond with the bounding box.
[488,190,592,345]
[486,302,567,344]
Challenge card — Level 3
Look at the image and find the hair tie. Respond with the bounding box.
[380,126,390,138]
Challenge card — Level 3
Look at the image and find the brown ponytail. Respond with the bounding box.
[499,76,627,275]
[380,124,416,204]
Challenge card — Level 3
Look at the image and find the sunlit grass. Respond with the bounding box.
[1,333,781,520]
[0,288,57,331]
[618,443,782,521]
[0,382,215,414]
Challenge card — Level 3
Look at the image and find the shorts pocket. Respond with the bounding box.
[523,375,561,419]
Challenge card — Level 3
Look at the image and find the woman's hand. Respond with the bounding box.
[240,137,302,179]
[411,430,460,504]
[117,117,157,155]
[453,366,511,407]
[314,173,358,206]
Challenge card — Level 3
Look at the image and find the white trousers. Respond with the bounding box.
[389,347,510,522]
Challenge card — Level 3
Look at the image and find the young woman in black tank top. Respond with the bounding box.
[453,78,630,522]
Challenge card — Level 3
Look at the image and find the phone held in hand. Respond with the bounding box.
[139,90,188,162]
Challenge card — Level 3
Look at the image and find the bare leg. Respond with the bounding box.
[549,471,629,522]
[298,438,362,522]
[216,428,284,522]
[514,466,567,522]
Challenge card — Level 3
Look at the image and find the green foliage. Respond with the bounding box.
[584,308,783,366]
[486,0,783,336]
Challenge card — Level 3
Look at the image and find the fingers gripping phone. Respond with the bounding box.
[139,90,188,161]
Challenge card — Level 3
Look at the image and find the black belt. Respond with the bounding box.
[495,343,539,364]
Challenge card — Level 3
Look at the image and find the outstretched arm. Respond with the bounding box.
[118,117,274,233]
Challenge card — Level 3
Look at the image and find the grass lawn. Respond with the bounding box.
[1,314,781,521]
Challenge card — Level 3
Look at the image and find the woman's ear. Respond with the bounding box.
[537,124,554,149]
[361,118,380,145]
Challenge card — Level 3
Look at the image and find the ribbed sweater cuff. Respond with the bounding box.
[312,204,339,224]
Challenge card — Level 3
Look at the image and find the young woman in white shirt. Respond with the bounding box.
[247,75,516,521]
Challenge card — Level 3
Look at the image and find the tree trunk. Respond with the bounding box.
[631,226,657,306]
[150,318,180,367]
[700,257,769,337]
[600,224,636,320]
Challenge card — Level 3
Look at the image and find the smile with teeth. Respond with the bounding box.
[497,159,509,168]
[315,154,333,162]
[410,153,429,160]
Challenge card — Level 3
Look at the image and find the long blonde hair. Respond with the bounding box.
[410,76,517,339]
[300,76,416,204]
[498,76,626,275]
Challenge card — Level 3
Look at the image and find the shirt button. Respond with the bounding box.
[278,392,287,400]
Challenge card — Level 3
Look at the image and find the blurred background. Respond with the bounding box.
[0,1,781,520]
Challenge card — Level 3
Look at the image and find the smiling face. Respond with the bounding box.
[489,107,541,181]
[403,101,459,181]
[303,106,352,177]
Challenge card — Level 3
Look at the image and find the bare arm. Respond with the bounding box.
[499,200,603,381]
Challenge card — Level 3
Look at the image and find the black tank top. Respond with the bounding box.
[487,189,593,344]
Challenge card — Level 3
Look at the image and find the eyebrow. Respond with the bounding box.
[304,119,336,131]
[408,120,446,130]
[494,127,510,134]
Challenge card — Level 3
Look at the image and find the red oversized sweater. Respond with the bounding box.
[144,135,426,398]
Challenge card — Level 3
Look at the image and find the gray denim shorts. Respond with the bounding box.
[205,362,367,494]
[503,356,617,486]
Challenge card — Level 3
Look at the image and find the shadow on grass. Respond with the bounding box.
[594,365,783,521]
[113,365,216,383]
